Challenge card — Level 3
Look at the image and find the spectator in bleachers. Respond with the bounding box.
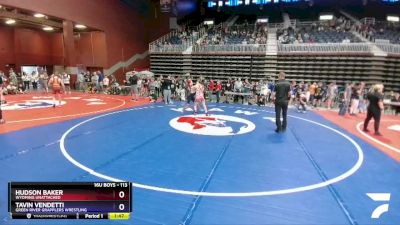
[359,20,400,44]
[278,17,359,44]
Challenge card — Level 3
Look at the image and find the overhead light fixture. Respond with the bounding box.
[34,13,46,18]
[387,15,399,22]
[43,26,54,31]
[5,19,16,25]
[319,14,333,21]
[203,19,214,25]
[257,18,269,23]
[75,24,86,29]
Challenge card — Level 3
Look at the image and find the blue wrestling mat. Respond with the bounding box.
[1,103,399,225]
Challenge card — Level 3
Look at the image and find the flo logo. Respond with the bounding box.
[366,193,391,219]
[169,114,255,136]
[1,100,66,110]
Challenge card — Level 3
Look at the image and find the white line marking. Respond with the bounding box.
[6,96,126,124]
[388,125,400,132]
[356,121,400,153]
[60,108,364,197]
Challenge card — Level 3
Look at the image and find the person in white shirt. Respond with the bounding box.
[91,72,99,93]
[62,73,71,94]
[22,72,31,92]
[102,76,110,93]
[77,73,85,92]
[39,72,49,94]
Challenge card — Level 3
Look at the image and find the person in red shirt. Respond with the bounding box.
[48,73,65,107]
[208,80,215,102]
[216,80,222,103]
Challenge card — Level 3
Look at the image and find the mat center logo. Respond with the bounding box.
[1,100,66,110]
[169,114,256,136]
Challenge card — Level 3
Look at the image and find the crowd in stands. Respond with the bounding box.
[278,16,360,44]
[154,27,198,47]
[152,16,400,50]
[357,21,400,44]
[200,23,268,45]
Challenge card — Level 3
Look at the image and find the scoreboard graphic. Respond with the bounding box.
[8,182,132,220]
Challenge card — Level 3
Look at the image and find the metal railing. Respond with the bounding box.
[192,44,267,53]
[150,43,191,53]
[268,22,285,29]
[277,43,372,53]
[376,43,400,54]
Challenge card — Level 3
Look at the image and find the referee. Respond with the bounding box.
[273,72,291,133]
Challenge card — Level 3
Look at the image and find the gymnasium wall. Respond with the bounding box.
[0,0,171,79]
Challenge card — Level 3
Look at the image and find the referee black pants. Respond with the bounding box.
[275,101,288,131]
[364,108,381,133]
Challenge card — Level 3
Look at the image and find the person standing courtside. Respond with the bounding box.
[162,75,172,104]
[129,72,138,101]
[363,84,384,136]
[273,72,291,133]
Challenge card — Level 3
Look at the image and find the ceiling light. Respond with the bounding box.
[75,24,86,29]
[34,13,46,18]
[319,14,333,21]
[203,20,214,25]
[43,26,54,31]
[387,15,399,22]
[5,19,16,25]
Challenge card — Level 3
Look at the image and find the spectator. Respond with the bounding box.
[91,72,99,93]
[39,72,49,94]
[326,82,338,109]
[62,73,71,94]
[162,75,172,104]
[129,73,139,101]
[103,75,110,93]
[77,72,85,92]
[22,72,30,92]
[31,71,39,91]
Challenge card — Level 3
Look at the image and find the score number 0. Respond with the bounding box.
[118,191,126,211]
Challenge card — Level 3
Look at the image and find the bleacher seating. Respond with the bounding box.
[277,17,361,44]
[358,21,400,44]
[150,17,400,93]
[201,24,267,45]
[372,30,400,44]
